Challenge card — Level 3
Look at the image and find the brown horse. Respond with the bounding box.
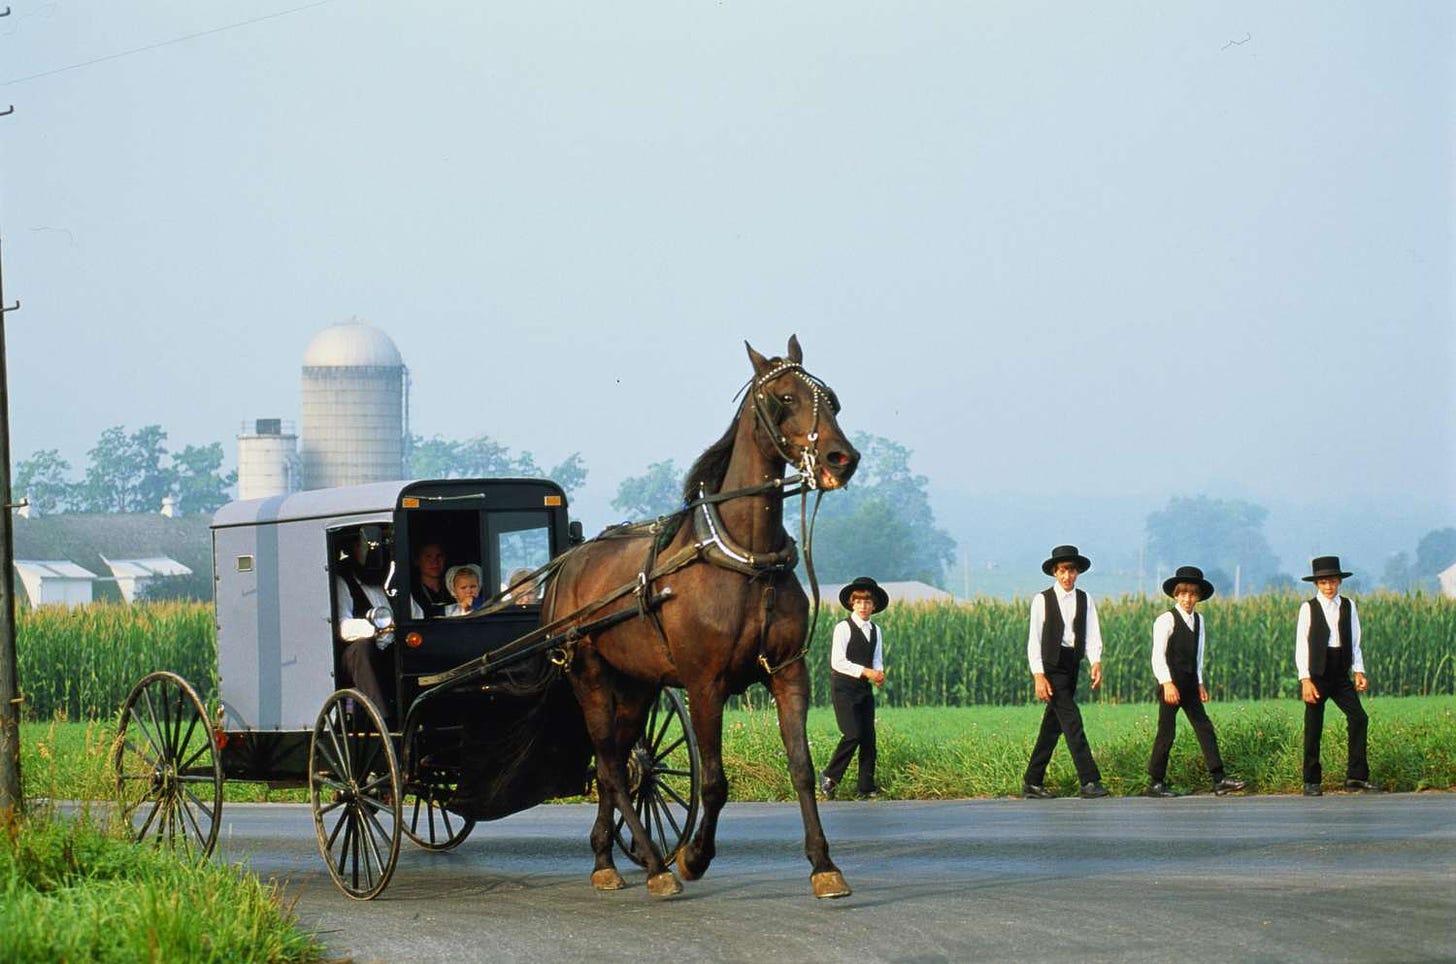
[541,335,860,898]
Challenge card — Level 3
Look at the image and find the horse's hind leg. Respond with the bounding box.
[573,657,681,897]
[675,680,727,881]
[768,660,850,898]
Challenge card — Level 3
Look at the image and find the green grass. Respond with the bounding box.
[0,811,322,962]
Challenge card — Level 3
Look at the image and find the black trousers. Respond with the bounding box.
[342,640,392,719]
[1024,650,1101,786]
[1147,674,1225,783]
[824,679,877,793]
[1304,671,1369,784]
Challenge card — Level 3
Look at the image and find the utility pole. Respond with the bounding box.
[0,1,23,817]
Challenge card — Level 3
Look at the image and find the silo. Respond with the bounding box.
[299,319,408,490]
[236,418,301,500]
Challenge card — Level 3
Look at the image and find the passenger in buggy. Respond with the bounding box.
[409,541,453,618]
[444,564,483,617]
[505,567,540,605]
[335,527,395,718]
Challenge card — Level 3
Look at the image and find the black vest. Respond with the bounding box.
[340,569,373,619]
[1166,609,1200,679]
[1306,597,1353,676]
[835,619,877,693]
[411,582,451,619]
[1040,588,1087,668]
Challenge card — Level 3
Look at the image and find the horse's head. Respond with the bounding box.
[745,335,860,491]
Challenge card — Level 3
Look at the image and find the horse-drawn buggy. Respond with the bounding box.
[116,336,863,900]
[113,476,701,899]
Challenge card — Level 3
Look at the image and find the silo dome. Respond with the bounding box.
[299,319,409,491]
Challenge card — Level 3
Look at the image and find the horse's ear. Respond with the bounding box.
[745,341,771,374]
[786,335,802,364]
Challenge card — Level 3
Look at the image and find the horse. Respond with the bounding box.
[540,335,861,898]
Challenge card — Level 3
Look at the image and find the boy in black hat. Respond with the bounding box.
[1296,556,1378,795]
[1022,546,1109,799]
[1145,565,1247,797]
[819,576,888,800]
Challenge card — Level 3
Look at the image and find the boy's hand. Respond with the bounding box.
[1089,661,1103,690]
[1354,672,1368,692]
[1199,684,1210,703]
[1301,678,1320,704]
[866,668,886,687]
[1161,681,1180,705]
[1033,673,1053,702]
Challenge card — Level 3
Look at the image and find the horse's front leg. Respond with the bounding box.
[675,681,728,882]
[769,659,851,898]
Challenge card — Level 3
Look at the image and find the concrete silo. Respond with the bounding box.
[236,418,301,500]
[299,319,409,490]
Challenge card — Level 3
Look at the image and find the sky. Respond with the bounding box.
[1,1,1452,584]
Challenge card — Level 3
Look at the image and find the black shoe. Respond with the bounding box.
[1021,782,1055,800]
[1144,781,1182,798]
[1079,781,1110,799]
[857,787,881,800]
[1213,777,1248,795]
[1303,782,1323,797]
[1343,779,1384,792]
[819,772,837,800]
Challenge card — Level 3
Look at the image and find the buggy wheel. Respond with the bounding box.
[400,723,475,851]
[111,671,223,859]
[308,689,401,900]
[612,687,701,867]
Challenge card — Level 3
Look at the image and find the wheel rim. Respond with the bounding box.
[401,777,475,851]
[612,688,700,867]
[112,671,223,859]
[309,690,401,900]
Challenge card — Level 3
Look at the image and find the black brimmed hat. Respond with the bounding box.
[1041,545,1092,576]
[839,576,889,613]
[1162,565,1215,600]
[1302,556,1353,582]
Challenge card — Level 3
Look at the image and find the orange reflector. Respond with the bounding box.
[406,631,424,649]
[402,497,420,508]
[214,730,229,750]
[544,495,563,506]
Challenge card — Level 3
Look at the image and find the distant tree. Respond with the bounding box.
[172,442,237,515]
[1145,495,1283,592]
[809,433,955,585]
[1382,552,1416,591]
[14,449,75,514]
[406,433,586,495]
[75,425,176,514]
[138,571,215,603]
[1414,527,1456,580]
[612,460,684,520]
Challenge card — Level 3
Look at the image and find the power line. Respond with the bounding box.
[1,0,338,87]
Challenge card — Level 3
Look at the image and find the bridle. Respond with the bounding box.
[743,360,843,491]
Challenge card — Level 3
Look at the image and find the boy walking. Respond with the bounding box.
[1296,556,1379,795]
[1022,546,1108,799]
[1146,565,1247,797]
[820,576,888,800]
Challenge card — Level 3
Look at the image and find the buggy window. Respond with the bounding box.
[489,510,552,604]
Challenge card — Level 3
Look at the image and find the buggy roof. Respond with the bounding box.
[211,478,567,530]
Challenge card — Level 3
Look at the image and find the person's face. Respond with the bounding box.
[417,544,446,582]
[1053,562,1079,591]
[850,594,876,619]
[452,574,479,606]
[1173,585,1201,613]
[1315,576,1342,600]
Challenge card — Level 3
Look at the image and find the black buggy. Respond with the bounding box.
[112,478,701,899]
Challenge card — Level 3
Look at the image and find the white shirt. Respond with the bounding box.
[1150,608,1205,686]
[1026,587,1103,674]
[1294,595,1365,679]
[335,574,391,627]
[831,615,884,679]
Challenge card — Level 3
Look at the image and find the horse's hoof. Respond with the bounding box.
[591,868,626,891]
[811,870,852,899]
[646,871,683,897]
[676,849,704,882]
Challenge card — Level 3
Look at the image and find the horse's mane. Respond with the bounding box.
[681,386,756,501]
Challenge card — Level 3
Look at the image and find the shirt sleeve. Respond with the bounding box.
[1027,593,1046,675]
[1349,600,1365,675]
[830,621,865,678]
[1084,595,1103,665]
[871,629,884,673]
[1196,615,1206,685]
[1294,601,1312,679]
[1150,612,1173,685]
[334,576,350,627]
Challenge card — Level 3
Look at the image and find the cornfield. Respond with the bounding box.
[801,591,1456,707]
[14,593,1455,719]
[16,602,216,720]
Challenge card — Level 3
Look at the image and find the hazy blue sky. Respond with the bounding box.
[1,2,1451,579]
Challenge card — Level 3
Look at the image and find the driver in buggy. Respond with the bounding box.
[334,526,396,719]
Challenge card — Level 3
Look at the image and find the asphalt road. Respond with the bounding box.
[215,794,1456,963]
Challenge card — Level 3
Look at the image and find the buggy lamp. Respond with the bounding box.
[405,631,424,649]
